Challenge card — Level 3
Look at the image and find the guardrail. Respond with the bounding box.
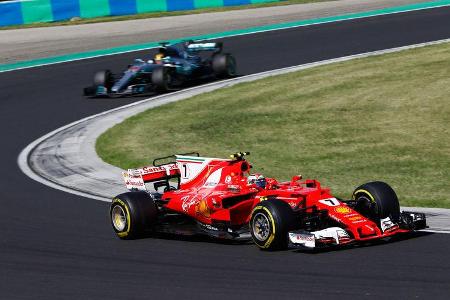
[0,0,282,27]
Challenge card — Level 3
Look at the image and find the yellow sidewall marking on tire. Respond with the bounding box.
[354,189,380,214]
[251,205,276,249]
[261,207,276,248]
[354,189,376,203]
[113,198,131,237]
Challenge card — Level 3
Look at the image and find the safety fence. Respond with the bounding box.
[0,0,282,27]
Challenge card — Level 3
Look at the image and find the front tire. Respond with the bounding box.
[94,69,114,91]
[152,67,171,92]
[250,199,295,250]
[110,191,158,239]
[352,181,400,224]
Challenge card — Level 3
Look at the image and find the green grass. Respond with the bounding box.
[1,0,329,30]
[97,42,450,208]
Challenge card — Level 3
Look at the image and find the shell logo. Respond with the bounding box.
[334,206,352,214]
[196,199,211,217]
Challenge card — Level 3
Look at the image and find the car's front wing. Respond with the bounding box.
[288,211,426,249]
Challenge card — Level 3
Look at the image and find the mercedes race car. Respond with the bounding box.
[84,41,236,97]
[110,152,426,250]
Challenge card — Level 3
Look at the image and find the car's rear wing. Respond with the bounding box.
[122,152,252,192]
[122,164,180,192]
[122,152,199,192]
[186,41,223,53]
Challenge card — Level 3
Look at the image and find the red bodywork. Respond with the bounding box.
[123,154,410,243]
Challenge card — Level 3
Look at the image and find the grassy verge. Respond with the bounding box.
[1,0,329,30]
[97,42,450,208]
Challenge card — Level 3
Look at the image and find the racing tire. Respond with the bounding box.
[250,199,295,250]
[94,70,114,91]
[352,181,400,225]
[212,53,237,78]
[110,191,158,240]
[152,67,171,92]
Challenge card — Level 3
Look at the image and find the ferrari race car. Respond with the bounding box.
[110,152,426,250]
[84,41,236,97]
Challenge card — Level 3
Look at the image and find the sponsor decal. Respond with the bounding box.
[130,169,141,177]
[196,199,211,217]
[199,223,219,231]
[289,232,316,248]
[141,166,162,174]
[188,43,216,49]
[225,175,232,184]
[312,227,350,245]
[122,172,146,191]
[345,213,359,217]
[124,180,144,187]
[349,216,363,221]
[328,214,341,222]
[139,164,178,175]
[258,196,268,202]
[352,220,367,224]
[204,168,223,187]
[113,198,126,207]
[227,185,240,192]
[334,206,352,214]
[181,195,199,212]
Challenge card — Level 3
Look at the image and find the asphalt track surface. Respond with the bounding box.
[1,7,450,299]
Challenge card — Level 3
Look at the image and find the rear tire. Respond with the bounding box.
[94,70,114,91]
[110,191,158,239]
[212,53,236,78]
[250,199,295,250]
[152,67,171,92]
[352,181,400,224]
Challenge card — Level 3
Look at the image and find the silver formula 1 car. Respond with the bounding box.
[84,41,236,97]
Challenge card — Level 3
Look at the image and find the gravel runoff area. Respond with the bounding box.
[0,0,431,65]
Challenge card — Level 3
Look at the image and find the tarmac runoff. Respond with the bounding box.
[18,39,450,234]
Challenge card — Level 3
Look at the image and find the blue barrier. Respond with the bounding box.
[0,1,23,26]
[51,0,80,21]
[167,0,195,11]
[0,0,282,27]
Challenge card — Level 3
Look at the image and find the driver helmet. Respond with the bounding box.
[154,53,165,63]
[247,174,266,189]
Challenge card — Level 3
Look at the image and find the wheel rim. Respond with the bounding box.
[112,205,127,231]
[252,212,271,241]
[356,195,379,220]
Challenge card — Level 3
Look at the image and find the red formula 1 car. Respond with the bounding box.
[110,152,426,250]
